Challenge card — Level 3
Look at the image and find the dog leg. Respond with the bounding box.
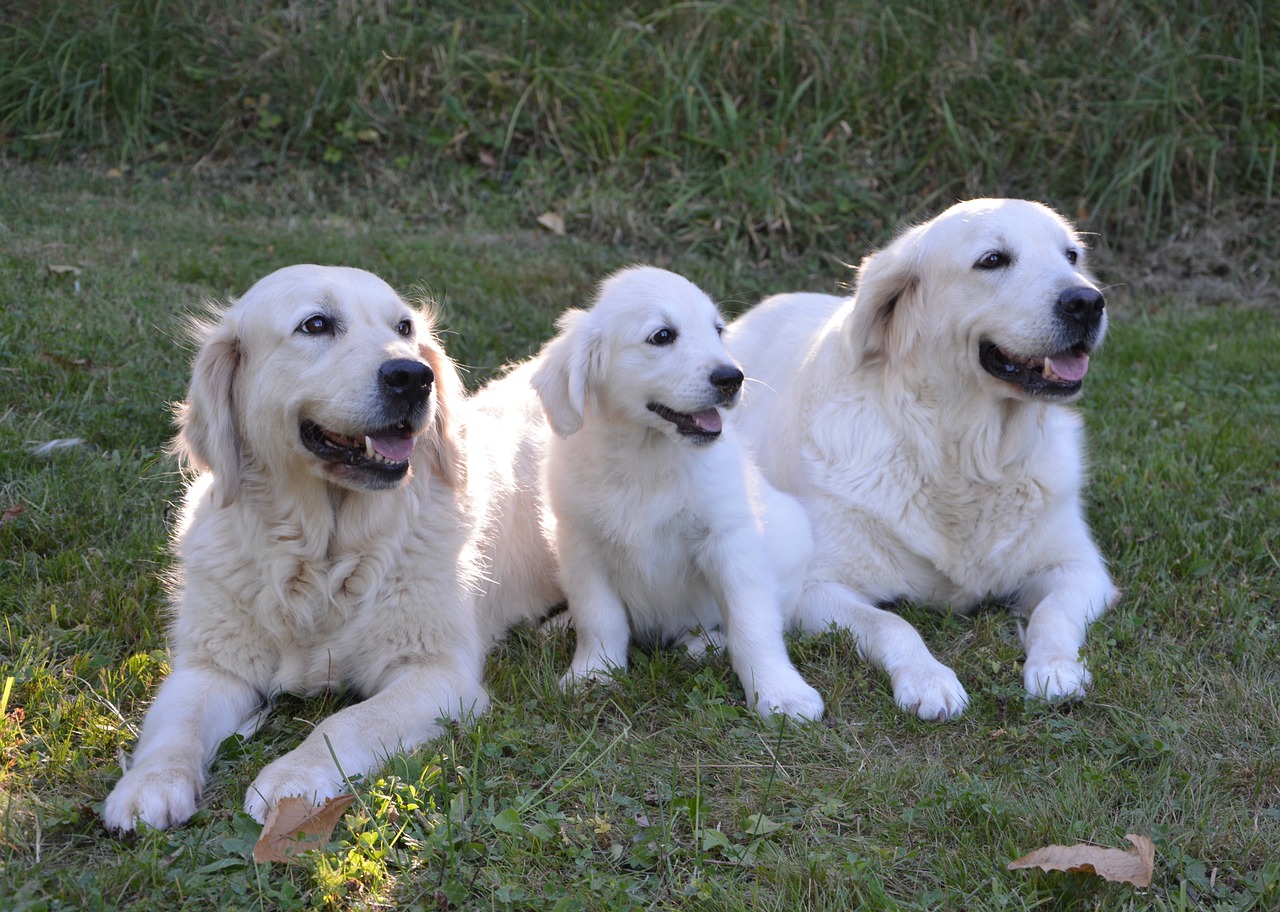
[103,664,265,831]
[1017,561,1117,700]
[794,581,969,721]
[243,663,487,822]
[705,556,824,722]
[557,535,633,689]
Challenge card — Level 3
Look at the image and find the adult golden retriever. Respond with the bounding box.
[103,265,558,831]
[531,266,823,721]
[726,199,1118,720]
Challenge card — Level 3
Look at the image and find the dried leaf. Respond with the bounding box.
[252,794,356,864]
[536,211,566,236]
[1008,833,1155,887]
[1,504,25,526]
[46,264,82,276]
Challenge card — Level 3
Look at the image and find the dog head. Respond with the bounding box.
[845,198,1106,402]
[531,266,743,445]
[175,264,465,504]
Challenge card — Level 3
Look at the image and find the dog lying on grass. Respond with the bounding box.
[726,199,1118,720]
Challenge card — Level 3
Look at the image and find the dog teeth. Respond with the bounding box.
[365,435,375,459]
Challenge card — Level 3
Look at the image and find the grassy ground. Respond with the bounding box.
[2,1,1279,909]
[2,163,1277,911]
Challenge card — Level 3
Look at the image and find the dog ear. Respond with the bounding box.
[531,309,604,437]
[173,312,243,505]
[418,332,468,489]
[844,228,926,369]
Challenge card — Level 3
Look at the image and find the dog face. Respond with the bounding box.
[532,266,744,445]
[177,265,465,501]
[847,199,1106,401]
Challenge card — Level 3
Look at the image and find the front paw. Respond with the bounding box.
[103,764,202,832]
[1023,653,1092,701]
[890,660,969,721]
[558,665,620,692]
[244,754,345,823]
[750,678,825,722]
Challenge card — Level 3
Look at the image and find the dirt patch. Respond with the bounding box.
[1090,199,1280,313]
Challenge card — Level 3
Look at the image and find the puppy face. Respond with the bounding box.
[533,266,744,445]
[178,265,461,498]
[850,199,1106,401]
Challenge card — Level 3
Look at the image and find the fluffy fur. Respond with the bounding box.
[531,266,823,721]
[103,265,559,832]
[725,199,1118,720]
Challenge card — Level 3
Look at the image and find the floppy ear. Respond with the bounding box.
[844,228,926,369]
[530,309,605,437]
[418,332,468,489]
[173,312,243,505]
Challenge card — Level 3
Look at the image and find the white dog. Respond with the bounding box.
[531,266,824,721]
[726,199,1118,720]
[103,265,559,831]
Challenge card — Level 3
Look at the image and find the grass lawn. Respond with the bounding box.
[1,163,1277,911]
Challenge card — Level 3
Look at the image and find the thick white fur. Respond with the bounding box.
[726,199,1118,720]
[531,266,823,721]
[103,265,559,832]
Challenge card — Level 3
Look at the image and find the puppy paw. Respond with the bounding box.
[103,765,201,832]
[750,678,825,722]
[1023,654,1092,701]
[558,666,619,692]
[244,756,345,824]
[890,662,969,721]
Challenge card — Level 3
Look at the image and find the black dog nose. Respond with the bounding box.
[1056,286,1105,329]
[378,358,434,401]
[709,364,745,398]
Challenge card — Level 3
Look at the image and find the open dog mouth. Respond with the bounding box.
[979,340,1092,398]
[300,419,417,483]
[647,403,723,442]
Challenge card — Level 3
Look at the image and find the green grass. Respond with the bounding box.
[2,0,1277,257]
[1,162,1277,911]
[2,2,1279,907]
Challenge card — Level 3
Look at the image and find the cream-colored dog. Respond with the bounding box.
[531,266,823,721]
[103,265,558,831]
[726,199,1117,720]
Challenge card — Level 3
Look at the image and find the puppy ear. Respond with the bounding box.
[530,309,604,437]
[418,332,468,489]
[845,229,926,369]
[173,312,243,505]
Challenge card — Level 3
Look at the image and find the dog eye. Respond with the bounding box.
[974,251,1011,270]
[647,327,677,346]
[396,318,413,337]
[1065,249,1079,265]
[297,314,334,335]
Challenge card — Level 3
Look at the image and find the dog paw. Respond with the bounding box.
[1023,654,1092,701]
[558,666,619,692]
[102,765,201,832]
[750,679,825,722]
[244,757,345,824]
[890,662,969,721]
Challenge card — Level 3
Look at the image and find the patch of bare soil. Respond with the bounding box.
[1091,198,1280,313]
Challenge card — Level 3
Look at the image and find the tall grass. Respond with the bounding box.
[2,0,1276,252]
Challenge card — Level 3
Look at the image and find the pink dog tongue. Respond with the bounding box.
[691,409,722,433]
[368,434,415,462]
[1046,352,1090,382]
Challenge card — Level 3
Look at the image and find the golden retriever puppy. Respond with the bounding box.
[531,266,824,721]
[103,264,558,832]
[726,199,1118,720]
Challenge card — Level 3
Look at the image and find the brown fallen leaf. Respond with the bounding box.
[1008,833,1155,888]
[1,504,25,526]
[536,211,566,236]
[252,794,356,864]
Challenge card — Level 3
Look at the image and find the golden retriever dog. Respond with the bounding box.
[531,266,824,721]
[725,199,1118,720]
[103,265,558,831]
